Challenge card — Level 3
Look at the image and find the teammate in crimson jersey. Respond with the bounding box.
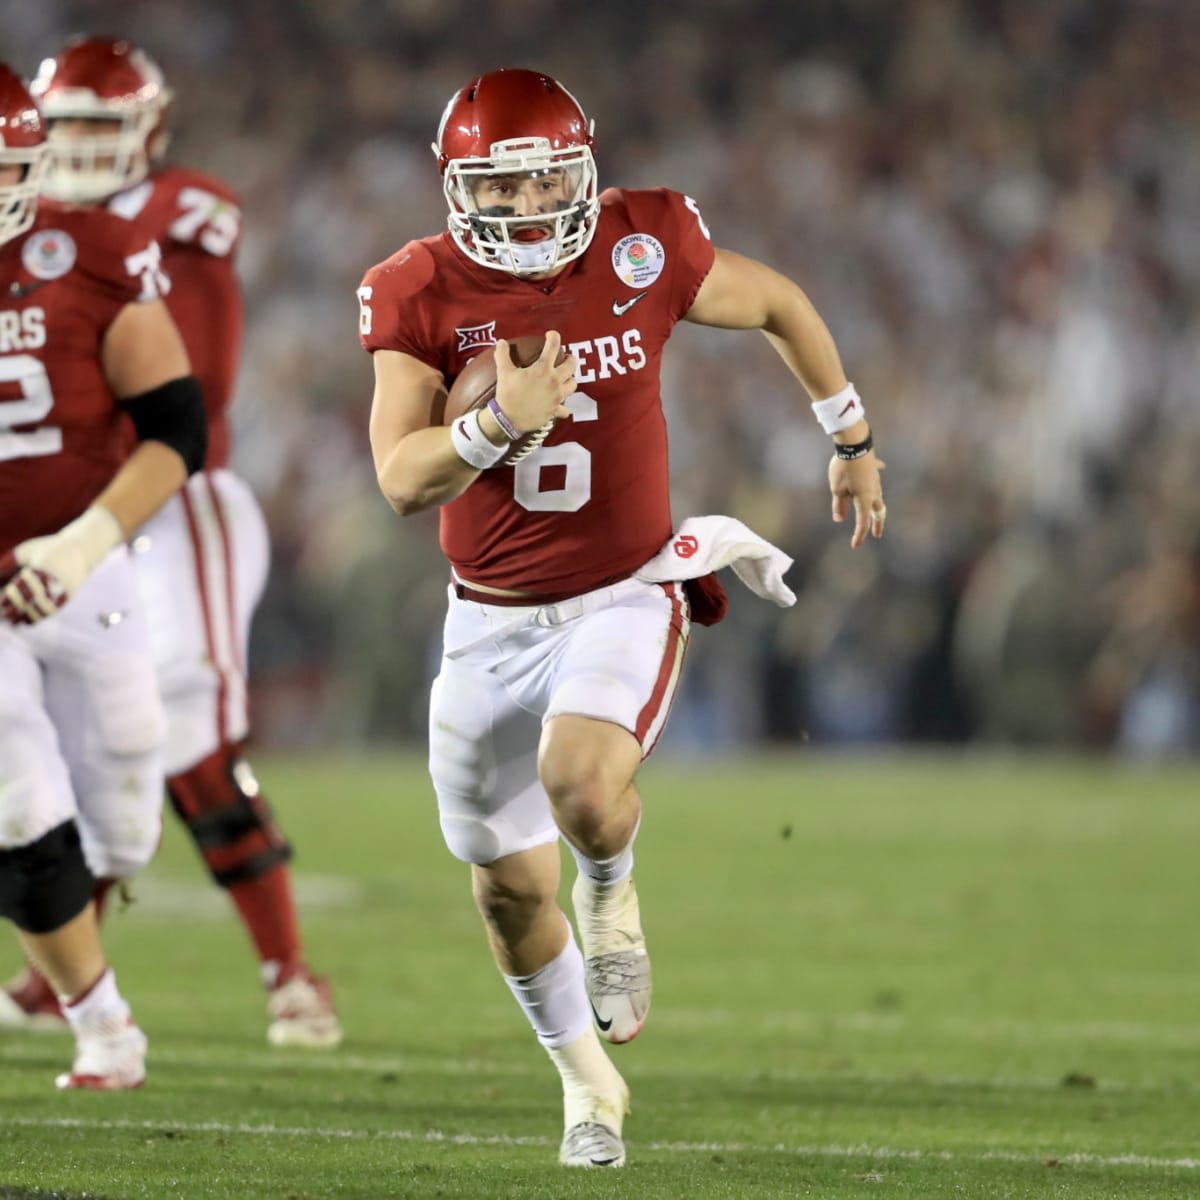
[0,62,208,1090]
[0,36,342,1049]
[359,68,886,1167]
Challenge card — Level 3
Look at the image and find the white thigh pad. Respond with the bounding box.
[428,657,558,865]
[0,627,76,849]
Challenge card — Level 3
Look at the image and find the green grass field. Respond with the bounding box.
[2,751,1198,1198]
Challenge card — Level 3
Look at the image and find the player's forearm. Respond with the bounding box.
[91,440,189,534]
[762,292,848,405]
[376,426,487,515]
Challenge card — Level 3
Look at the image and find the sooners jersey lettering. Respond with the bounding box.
[107,166,244,470]
[0,203,158,556]
[360,187,715,595]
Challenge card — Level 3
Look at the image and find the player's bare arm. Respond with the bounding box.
[96,297,205,534]
[685,247,886,548]
[370,335,575,516]
[1,297,205,625]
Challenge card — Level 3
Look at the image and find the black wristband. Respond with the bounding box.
[833,431,873,461]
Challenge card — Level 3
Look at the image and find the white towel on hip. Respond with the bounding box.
[633,515,796,608]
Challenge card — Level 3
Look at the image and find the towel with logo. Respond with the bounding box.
[633,515,797,626]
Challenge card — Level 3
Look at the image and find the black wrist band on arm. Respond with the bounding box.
[833,431,873,461]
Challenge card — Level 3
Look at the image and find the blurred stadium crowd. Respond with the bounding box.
[9,0,1198,754]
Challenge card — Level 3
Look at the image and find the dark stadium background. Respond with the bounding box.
[7,0,1198,757]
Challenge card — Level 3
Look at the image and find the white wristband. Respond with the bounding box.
[811,382,865,435]
[450,408,508,470]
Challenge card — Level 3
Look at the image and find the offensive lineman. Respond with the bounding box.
[0,63,207,1088]
[0,37,342,1049]
[358,68,886,1165]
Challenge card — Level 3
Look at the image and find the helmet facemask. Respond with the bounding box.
[41,102,167,203]
[0,143,50,245]
[442,136,599,276]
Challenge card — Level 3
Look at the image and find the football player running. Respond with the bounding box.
[359,69,885,1166]
[0,36,342,1050]
[0,62,208,1088]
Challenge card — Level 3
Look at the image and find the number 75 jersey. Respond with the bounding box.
[105,165,243,471]
[0,200,167,558]
[358,186,715,596]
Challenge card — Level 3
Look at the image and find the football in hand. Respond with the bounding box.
[444,334,565,465]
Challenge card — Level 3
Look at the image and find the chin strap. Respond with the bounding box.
[502,237,560,272]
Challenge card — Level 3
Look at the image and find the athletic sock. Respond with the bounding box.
[60,967,128,1028]
[227,865,303,980]
[568,816,639,887]
[502,932,593,1049]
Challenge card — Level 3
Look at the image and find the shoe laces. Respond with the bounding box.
[561,1121,624,1166]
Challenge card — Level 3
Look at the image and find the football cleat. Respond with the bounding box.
[0,966,68,1032]
[560,1121,626,1168]
[266,966,343,1049]
[559,1078,630,1168]
[56,1014,147,1090]
[571,874,651,1044]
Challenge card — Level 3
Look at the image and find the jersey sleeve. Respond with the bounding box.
[72,212,168,332]
[357,240,440,366]
[613,187,716,323]
[662,188,716,318]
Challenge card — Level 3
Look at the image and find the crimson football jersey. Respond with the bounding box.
[359,187,715,595]
[0,201,167,556]
[107,165,242,470]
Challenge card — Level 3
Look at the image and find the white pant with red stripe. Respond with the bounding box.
[130,469,269,776]
[0,548,165,875]
[429,576,690,865]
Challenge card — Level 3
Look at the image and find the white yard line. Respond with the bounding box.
[4,1116,1199,1171]
[3,1040,1198,1096]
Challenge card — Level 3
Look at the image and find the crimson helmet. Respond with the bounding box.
[433,69,599,276]
[0,64,48,246]
[30,36,172,203]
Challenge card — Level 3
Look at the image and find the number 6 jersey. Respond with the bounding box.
[359,187,715,597]
[0,198,165,557]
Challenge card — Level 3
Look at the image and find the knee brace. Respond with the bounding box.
[166,745,292,887]
[0,820,97,933]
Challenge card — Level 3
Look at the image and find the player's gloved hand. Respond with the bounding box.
[1,506,124,625]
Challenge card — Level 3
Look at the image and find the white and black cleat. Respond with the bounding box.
[560,1121,626,1168]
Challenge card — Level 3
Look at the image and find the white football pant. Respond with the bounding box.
[0,547,165,877]
[130,469,269,775]
[429,577,690,865]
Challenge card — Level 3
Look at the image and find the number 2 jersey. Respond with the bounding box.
[359,187,716,596]
[106,165,243,470]
[0,200,163,557]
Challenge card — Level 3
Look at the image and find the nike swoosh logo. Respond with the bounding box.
[612,291,648,317]
[457,419,470,440]
[8,279,49,298]
[589,1001,613,1032]
[838,398,858,417]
